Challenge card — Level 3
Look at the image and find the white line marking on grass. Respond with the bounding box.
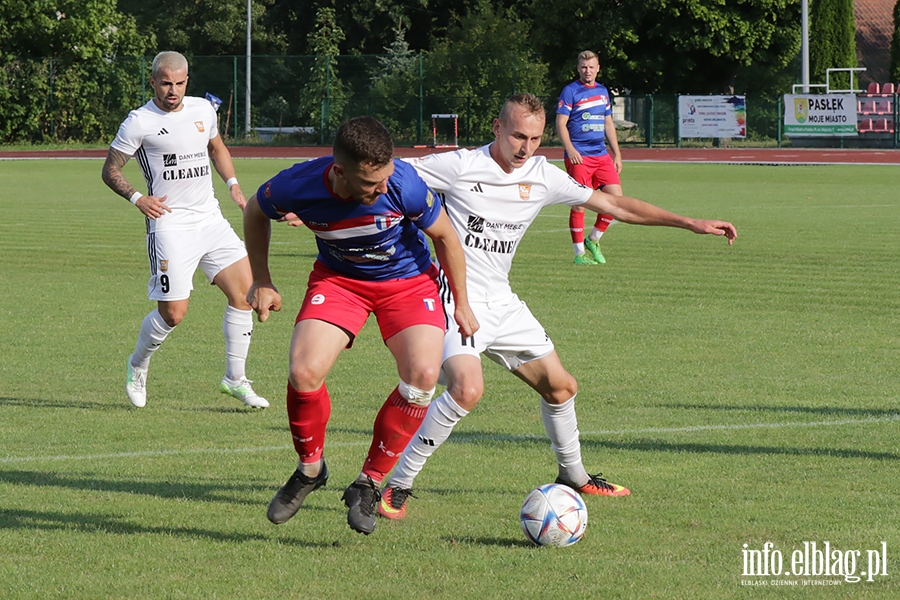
[4,415,897,464]
[0,443,374,465]
[582,414,900,437]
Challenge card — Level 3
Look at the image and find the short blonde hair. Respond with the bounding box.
[152,51,189,78]
[499,93,546,124]
[577,50,599,64]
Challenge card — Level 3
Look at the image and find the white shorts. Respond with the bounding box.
[442,293,555,374]
[146,216,247,301]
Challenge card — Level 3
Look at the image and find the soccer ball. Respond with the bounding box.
[520,483,587,547]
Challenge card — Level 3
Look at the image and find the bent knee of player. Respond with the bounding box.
[288,362,329,392]
[447,380,484,411]
[403,362,441,391]
[157,302,187,327]
[545,375,578,404]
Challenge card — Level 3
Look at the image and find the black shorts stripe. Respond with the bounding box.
[437,265,453,331]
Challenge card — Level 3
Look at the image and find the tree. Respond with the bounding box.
[809,0,857,90]
[529,0,801,94]
[118,0,286,56]
[369,27,421,141]
[423,0,550,143]
[0,0,150,142]
[300,7,351,141]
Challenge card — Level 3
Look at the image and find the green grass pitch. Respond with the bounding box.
[1,157,898,598]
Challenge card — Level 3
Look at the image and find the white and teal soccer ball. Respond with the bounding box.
[520,483,587,547]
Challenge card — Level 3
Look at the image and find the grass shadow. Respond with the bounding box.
[0,470,269,505]
[0,508,333,548]
[0,396,128,411]
[441,535,535,548]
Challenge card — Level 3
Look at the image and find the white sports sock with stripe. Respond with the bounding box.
[540,395,590,487]
[223,305,253,380]
[388,391,468,489]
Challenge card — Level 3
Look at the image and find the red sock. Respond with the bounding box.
[593,213,614,234]
[286,382,331,465]
[362,386,427,482]
[569,210,585,244]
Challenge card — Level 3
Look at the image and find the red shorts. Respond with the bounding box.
[565,153,620,189]
[296,261,445,345]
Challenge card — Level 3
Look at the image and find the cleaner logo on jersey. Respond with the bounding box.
[518,183,532,201]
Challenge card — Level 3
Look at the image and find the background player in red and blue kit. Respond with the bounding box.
[556,50,624,265]
[243,116,478,535]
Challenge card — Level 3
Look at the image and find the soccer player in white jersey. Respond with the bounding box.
[101,51,267,409]
[377,93,737,520]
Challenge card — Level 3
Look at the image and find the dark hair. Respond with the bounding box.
[499,93,546,124]
[333,116,394,169]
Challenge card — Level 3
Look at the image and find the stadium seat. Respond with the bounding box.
[867,82,881,94]
[858,118,873,132]
[874,118,889,131]
[881,82,896,94]
[863,99,877,114]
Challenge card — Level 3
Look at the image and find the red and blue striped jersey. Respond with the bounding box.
[557,81,613,157]
[256,157,441,280]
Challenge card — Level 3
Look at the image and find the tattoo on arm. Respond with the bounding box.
[101,147,138,199]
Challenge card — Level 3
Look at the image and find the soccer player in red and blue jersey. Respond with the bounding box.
[556,50,623,265]
[242,116,477,535]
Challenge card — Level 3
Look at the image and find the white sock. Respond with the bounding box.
[588,229,605,242]
[540,396,589,487]
[573,242,585,256]
[223,305,253,381]
[131,309,174,370]
[388,391,468,489]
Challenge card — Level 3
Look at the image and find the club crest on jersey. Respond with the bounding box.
[194,121,205,132]
[264,182,272,198]
[374,214,401,230]
[159,260,169,272]
[518,183,532,200]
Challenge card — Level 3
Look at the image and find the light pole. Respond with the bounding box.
[245,0,252,136]
[801,0,809,92]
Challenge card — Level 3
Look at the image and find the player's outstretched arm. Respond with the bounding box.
[243,195,282,322]
[101,147,171,219]
[582,189,737,245]
[423,210,480,338]
[208,135,246,210]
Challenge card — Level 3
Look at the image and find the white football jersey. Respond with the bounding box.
[409,146,593,301]
[111,96,222,232]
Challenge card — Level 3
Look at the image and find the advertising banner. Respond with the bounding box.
[678,95,746,138]
[783,94,858,136]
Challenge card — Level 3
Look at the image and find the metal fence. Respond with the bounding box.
[1,54,896,148]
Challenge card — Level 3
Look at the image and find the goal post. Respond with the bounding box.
[431,113,459,148]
